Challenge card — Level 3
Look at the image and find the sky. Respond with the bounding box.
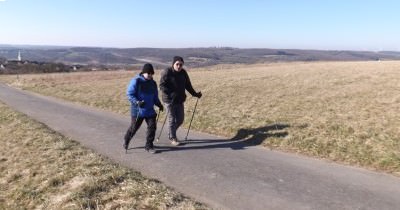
[1,0,400,51]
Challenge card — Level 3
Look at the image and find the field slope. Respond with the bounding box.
[1,61,399,175]
[0,102,208,209]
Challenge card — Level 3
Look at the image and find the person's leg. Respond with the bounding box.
[167,103,177,139]
[166,103,182,145]
[175,103,185,132]
[144,116,157,153]
[124,116,144,149]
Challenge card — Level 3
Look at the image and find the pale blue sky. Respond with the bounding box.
[1,0,399,51]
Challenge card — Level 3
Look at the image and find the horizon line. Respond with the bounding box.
[0,43,399,53]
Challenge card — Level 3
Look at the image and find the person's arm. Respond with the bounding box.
[127,78,139,104]
[184,70,196,95]
[153,81,163,108]
[159,69,172,95]
[184,70,201,97]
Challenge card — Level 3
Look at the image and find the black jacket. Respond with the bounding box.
[159,67,197,104]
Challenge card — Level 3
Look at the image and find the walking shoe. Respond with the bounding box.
[170,138,180,146]
[123,136,130,150]
[145,147,156,154]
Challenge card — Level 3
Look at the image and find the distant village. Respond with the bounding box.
[0,51,109,74]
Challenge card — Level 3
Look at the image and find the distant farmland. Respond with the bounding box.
[1,45,400,68]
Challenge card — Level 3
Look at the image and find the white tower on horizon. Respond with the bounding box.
[17,50,21,61]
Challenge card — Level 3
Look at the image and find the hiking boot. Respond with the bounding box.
[170,138,180,146]
[145,147,156,154]
[123,137,130,150]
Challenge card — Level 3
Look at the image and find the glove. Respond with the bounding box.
[158,104,164,112]
[194,91,202,98]
[136,100,145,107]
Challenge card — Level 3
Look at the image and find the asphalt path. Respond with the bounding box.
[1,83,400,210]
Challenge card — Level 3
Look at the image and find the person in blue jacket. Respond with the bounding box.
[124,63,163,153]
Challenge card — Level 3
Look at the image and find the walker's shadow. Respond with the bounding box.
[152,123,290,153]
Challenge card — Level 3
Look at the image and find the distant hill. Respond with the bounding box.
[1,45,400,69]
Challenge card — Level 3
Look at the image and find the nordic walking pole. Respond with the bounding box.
[156,108,161,123]
[184,97,199,141]
[156,108,169,142]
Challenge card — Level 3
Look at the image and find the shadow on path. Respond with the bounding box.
[133,123,290,153]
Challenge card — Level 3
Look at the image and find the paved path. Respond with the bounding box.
[1,83,400,210]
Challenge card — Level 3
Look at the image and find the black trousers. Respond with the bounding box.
[124,115,157,149]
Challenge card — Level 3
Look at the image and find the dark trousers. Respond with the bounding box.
[166,103,184,139]
[124,115,157,149]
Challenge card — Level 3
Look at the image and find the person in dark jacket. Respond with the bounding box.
[159,56,202,145]
[124,63,164,153]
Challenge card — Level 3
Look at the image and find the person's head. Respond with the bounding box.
[172,56,184,72]
[141,63,154,80]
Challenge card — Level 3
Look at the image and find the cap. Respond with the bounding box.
[141,63,154,74]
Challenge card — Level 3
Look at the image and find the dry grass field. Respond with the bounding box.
[0,102,208,209]
[1,61,400,175]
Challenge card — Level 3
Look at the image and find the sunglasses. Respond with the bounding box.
[175,63,183,67]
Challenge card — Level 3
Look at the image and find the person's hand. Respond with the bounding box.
[136,100,145,107]
[194,91,202,98]
[158,104,164,112]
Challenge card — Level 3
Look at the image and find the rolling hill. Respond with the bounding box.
[1,45,400,69]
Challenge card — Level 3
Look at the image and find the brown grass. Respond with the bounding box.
[1,61,400,175]
[0,102,209,209]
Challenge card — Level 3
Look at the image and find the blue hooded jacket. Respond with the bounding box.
[127,74,162,117]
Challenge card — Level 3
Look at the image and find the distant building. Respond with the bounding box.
[17,50,22,61]
[0,64,4,69]
[8,50,23,63]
